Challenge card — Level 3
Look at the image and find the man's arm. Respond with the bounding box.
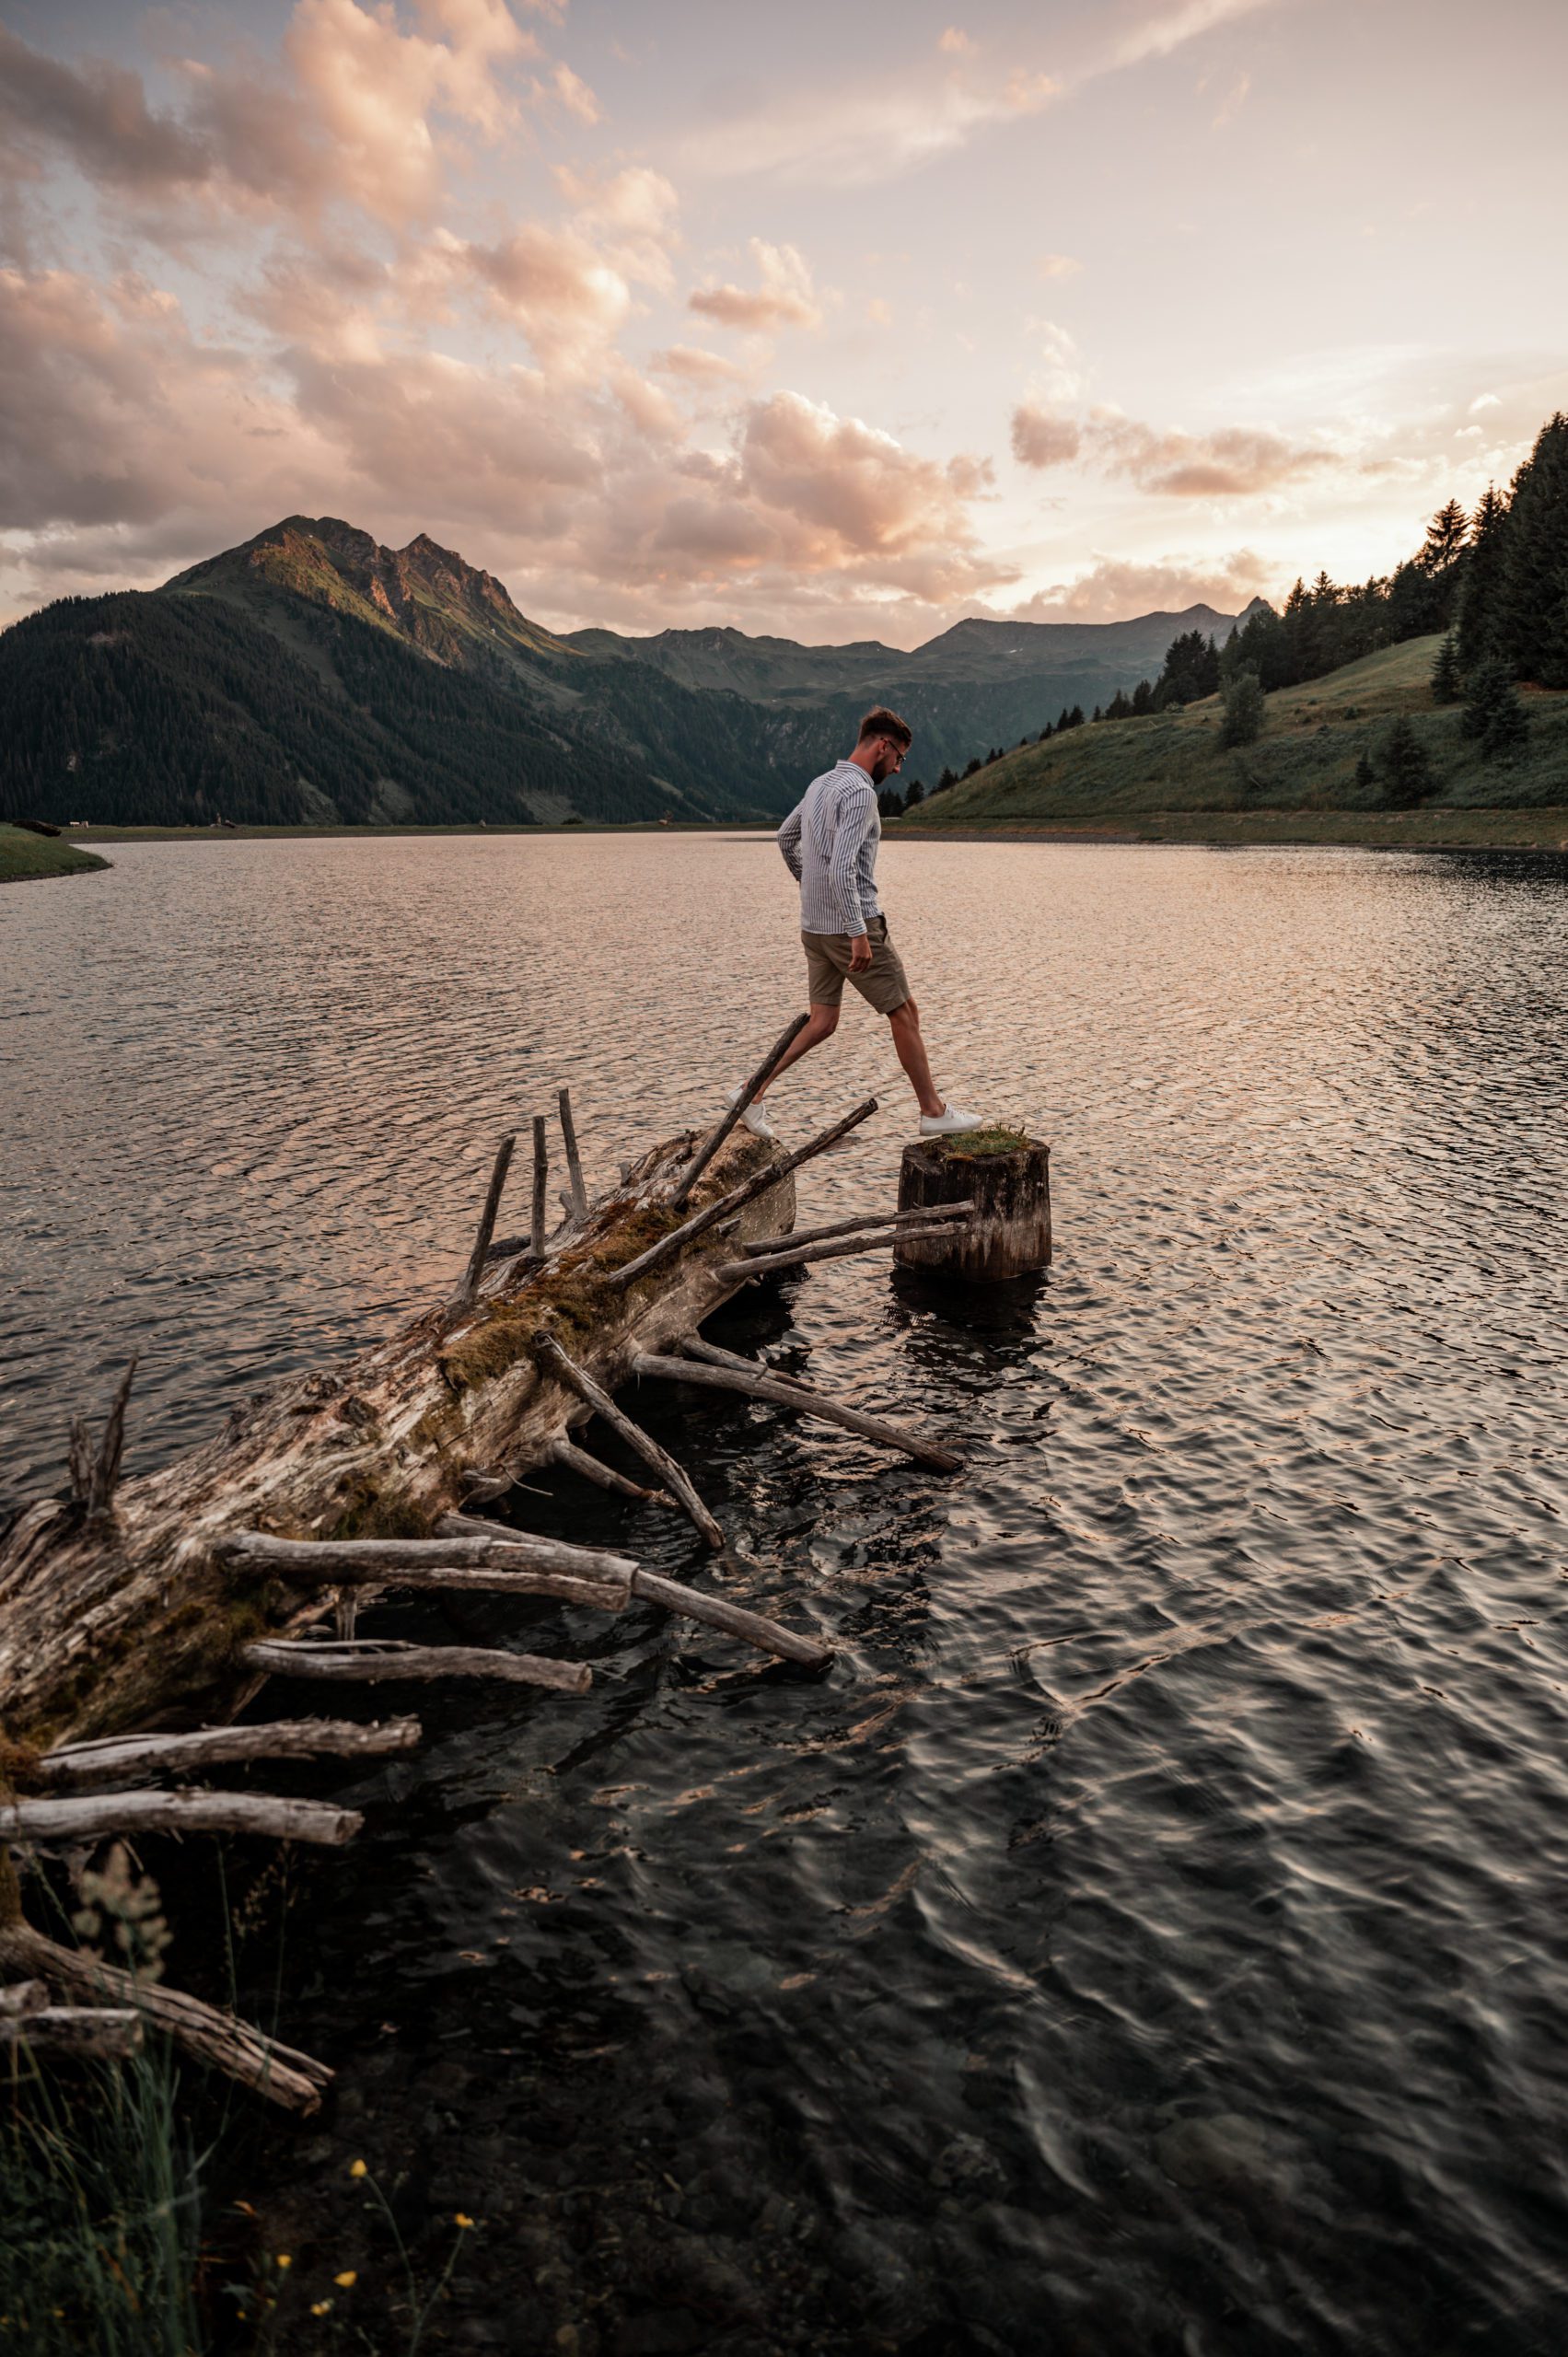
[828,780,876,952]
[776,804,804,881]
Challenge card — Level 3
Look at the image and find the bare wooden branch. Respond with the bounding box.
[243,1639,592,1693]
[611,1096,877,1292]
[738,1201,975,1257]
[548,1437,667,1503]
[219,1527,633,1608]
[719,1220,977,1280]
[559,1086,588,1220]
[67,1418,94,1506]
[1,1789,363,1849]
[36,1718,423,1792]
[0,1922,331,2109]
[1,2005,145,2058]
[0,1981,48,2017]
[631,1566,833,1668]
[530,1114,549,1255]
[657,1337,963,1471]
[453,1132,517,1309]
[447,1513,831,1669]
[532,1331,724,1548]
[92,1356,137,1514]
[670,1013,809,1209]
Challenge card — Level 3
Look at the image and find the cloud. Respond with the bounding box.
[649,343,748,386]
[688,240,819,332]
[1011,406,1082,468]
[1004,549,1273,624]
[0,1,540,232]
[677,57,1058,186]
[1036,252,1082,280]
[1109,0,1280,72]
[1010,402,1337,495]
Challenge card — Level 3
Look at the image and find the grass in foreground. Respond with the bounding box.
[932,1124,1035,1157]
[0,826,110,883]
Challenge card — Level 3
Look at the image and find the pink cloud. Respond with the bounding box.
[688,240,820,333]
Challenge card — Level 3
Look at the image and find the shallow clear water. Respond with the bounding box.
[3,836,1566,2353]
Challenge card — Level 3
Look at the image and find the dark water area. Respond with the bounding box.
[3,836,1566,2354]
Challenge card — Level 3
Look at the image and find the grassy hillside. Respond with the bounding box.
[0,824,109,882]
[891,638,1568,840]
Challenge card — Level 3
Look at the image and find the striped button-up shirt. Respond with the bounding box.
[776,759,881,937]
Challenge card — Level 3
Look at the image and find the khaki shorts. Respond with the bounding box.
[801,913,912,1016]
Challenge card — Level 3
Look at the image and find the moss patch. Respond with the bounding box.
[931,1124,1037,1159]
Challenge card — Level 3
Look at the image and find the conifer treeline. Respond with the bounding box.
[903,407,1567,802]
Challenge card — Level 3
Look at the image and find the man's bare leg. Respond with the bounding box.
[888,998,944,1119]
[754,1003,839,1100]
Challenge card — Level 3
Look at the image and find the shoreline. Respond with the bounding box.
[48,807,1568,854]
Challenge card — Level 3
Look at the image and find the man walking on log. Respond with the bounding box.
[732,708,981,1140]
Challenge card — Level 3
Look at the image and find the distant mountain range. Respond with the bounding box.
[0,516,1266,829]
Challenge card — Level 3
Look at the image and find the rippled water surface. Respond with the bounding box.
[3,836,1566,2354]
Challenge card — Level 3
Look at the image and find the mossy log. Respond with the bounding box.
[0,1128,795,1750]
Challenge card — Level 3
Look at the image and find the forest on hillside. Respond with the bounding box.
[885,409,1568,812]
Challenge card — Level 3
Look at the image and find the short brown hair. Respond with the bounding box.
[857,705,912,750]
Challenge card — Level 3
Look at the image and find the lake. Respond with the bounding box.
[3,834,1565,2353]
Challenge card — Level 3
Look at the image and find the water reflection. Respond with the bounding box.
[3,837,1567,2351]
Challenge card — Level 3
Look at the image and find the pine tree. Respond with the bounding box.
[1492,412,1568,688]
[1379,716,1434,806]
[963,755,982,776]
[935,765,957,794]
[1054,706,1071,734]
[1106,689,1131,721]
[1037,725,1054,742]
[1420,498,1469,576]
[1456,485,1510,676]
[1218,667,1265,749]
[903,776,926,808]
[877,787,904,819]
[1066,705,1086,729]
[1461,659,1529,759]
[1091,704,1102,724]
[1131,679,1154,716]
[1429,634,1463,703]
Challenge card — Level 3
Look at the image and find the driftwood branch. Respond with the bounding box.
[68,1357,138,1516]
[453,1133,517,1309]
[450,1515,831,1669]
[612,1097,878,1293]
[549,1435,668,1504]
[559,1087,587,1220]
[670,1013,809,1210]
[721,1220,976,1281]
[738,1201,975,1257]
[36,1718,423,1791]
[530,1114,549,1256]
[657,1337,963,1471]
[0,2003,145,2058]
[219,1528,633,1608]
[532,1332,724,1548]
[244,1639,592,1693]
[0,1789,363,1849]
[0,1922,331,2110]
[0,1981,49,2017]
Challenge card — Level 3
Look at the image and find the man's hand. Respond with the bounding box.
[849,933,873,972]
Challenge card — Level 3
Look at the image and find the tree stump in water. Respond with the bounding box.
[894,1134,1051,1283]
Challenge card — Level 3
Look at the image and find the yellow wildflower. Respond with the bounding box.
[311,2300,331,2316]
[455,2212,475,2230]
[274,2254,292,2270]
[334,2270,358,2288]
[349,2159,368,2178]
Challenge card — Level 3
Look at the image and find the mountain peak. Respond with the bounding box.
[161,515,571,665]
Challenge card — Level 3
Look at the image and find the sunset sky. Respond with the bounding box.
[2,0,1564,644]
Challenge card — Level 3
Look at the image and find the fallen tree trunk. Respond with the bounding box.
[0,1125,795,1748]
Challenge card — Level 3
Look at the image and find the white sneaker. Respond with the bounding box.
[919,1102,983,1138]
[725,1086,776,1143]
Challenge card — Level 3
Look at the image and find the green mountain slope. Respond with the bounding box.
[566,601,1265,789]
[891,637,1568,831]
